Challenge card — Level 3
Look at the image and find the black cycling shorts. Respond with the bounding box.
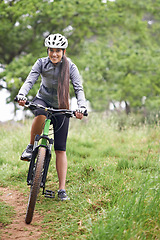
[32,97,69,151]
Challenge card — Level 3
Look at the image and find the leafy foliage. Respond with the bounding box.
[0,0,160,112]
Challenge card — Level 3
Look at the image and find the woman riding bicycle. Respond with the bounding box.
[16,33,87,201]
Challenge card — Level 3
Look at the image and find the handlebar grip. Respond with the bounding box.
[83,110,88,117]
[25,100,30,105]
[14,96,18,102]
[73,110,88,117]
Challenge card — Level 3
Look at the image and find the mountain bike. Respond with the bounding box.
[17,101,87,224]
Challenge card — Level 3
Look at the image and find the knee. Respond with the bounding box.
[55,150,66,155]
[55,150,66,156]
[35,115,46,120]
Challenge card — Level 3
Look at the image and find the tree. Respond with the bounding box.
[74,0,160,113]
[0,0,108,101]
[0,0,160,114]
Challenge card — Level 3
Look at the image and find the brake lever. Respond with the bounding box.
[24,101,30,106]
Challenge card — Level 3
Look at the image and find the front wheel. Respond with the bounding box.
[25,147,46,224]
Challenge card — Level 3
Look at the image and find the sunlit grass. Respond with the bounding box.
[0,113,160,239]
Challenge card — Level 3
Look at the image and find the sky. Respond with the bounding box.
[0,89,24,122]
[0,89,14,122]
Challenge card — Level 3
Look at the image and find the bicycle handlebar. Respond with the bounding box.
[14,98,88,117]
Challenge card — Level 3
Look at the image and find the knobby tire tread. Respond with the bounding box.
[25,147,46,224]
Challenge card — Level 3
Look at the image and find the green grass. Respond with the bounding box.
[0,113,160,239]
[0,201,15,226]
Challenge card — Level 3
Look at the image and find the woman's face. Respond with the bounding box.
[48,48,66,64]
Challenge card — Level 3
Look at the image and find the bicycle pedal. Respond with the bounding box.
[44,190,55,198]
[27,180,32,186]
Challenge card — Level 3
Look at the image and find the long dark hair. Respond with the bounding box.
[57,55,70,109]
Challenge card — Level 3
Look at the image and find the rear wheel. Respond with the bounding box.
[25,147,46,224]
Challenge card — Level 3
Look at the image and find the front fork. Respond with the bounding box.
[27,134,54,193]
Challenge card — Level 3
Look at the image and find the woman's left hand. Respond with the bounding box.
[75,111,84,120]
[75,107,86,120]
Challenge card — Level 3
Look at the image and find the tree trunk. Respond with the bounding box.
[125,101,131,115]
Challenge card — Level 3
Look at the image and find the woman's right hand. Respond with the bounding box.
[16,94,27,106]
[18,100,26,106]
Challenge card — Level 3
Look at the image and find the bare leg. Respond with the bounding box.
[55,150,67,190]
[30,115,46,144]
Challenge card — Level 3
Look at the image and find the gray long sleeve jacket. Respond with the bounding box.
[18,56,86,108]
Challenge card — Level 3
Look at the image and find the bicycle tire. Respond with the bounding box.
[25,147,46,224]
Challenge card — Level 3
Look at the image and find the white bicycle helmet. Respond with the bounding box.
[44,33,68,49]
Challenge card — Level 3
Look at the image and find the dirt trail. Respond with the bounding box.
[0,186,44,240]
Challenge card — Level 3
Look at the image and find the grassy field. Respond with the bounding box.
[0,112,160,239]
